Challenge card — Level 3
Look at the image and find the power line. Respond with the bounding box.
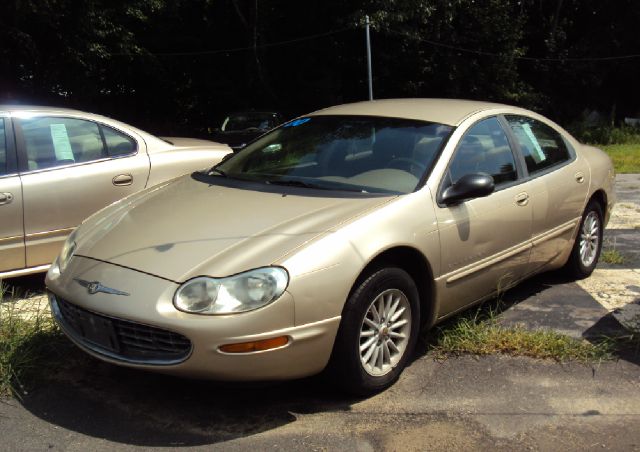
[113,27,352,57]
[384,28,640,62]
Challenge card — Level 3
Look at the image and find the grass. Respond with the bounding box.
[601,249,625,265]
[602,143,640,173]
[427,302,612,363]
[0,284,73,398]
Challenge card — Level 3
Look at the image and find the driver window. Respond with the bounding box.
[447,117,518,187]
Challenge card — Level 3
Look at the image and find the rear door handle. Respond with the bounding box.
[112,174,133,186]
[515,192,529,206]
[0,192,14,205]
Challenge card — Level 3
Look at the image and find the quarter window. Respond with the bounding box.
[505,116,570,174]
[447,117,518,187]
[20,117,105,170]
[0,119,7,175]
[102,125,137,156]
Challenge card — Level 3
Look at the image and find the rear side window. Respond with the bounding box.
[505,116,570,175]
[447,117,518,187]
[102,125,137,156]
[20,117,105,170]
[0,119,7,175]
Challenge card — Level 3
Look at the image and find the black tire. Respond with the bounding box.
[328,267,420,396]
[564,201,604,279]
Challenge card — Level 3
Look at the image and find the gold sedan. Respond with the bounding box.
[0,105,231,278]
[45,99,615,395]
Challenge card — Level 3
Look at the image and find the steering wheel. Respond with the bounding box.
[387,157,427,177]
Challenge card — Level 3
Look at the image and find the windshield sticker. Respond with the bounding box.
[49,124,75,162]
[284,118,311,128]
[521,123,546,163]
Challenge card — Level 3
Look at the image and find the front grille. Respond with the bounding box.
[52,295,192,365]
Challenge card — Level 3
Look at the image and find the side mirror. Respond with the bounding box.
[441,173,495,205]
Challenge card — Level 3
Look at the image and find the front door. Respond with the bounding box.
[0,116,25,273]
[434,117,533,316]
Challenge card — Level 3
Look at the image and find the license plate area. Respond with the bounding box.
[77,314,120,353]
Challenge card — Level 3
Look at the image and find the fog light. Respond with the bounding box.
[219,336,289,353]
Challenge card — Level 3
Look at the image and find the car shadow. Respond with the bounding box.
[16,353,359,447]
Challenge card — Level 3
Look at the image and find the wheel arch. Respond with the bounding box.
[348,246,436,330]
[588,189,607,213]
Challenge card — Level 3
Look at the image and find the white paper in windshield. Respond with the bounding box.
[49,124,75,162]
[522,123,546,163]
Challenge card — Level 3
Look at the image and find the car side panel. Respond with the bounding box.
[280,190,441,327]
[526,154,590,273]
[21,155,149,267]
[581,144,616,224]
[146,147,232,187]
[0,175,25,273]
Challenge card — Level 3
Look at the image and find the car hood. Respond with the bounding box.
[75,175,394,282]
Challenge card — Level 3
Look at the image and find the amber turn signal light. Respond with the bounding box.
[219,336,289,353]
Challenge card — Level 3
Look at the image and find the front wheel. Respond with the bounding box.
[565,201,604,279]
[328,267,420,395]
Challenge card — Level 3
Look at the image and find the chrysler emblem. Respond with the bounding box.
[74,278,130,296]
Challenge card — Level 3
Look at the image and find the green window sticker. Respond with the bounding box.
[49,124,75,162]
[521,123,546,164]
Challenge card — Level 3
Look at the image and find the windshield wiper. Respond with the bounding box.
[264,179,325,189]
[265,178,367,193]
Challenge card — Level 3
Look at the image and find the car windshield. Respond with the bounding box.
[222,113,278,132]
[214,115,452,194]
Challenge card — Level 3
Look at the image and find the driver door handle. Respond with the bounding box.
[0,192,14,205]
[112,174,133,186]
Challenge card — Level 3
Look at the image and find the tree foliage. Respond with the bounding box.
[0,0,638,134]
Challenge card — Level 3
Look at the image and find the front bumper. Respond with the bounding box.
[46,256,340,380]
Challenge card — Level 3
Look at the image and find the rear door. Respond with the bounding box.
[504,115,590,272]
[14,114,150,268]
[0,115,25,273]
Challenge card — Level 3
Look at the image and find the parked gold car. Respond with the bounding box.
[0,105,231,278]
[45,99,615,394]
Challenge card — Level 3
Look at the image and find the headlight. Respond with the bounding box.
[47,230,78,280]
[173,267,289,315]
[57,229,78,275]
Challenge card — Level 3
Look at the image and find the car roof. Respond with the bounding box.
[0,104,163,143]
[309,98,520,127]
[0,104,84,114]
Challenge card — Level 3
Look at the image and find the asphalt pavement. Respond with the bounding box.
[0,175,639,451]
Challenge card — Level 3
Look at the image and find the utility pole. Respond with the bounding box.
[365,15,373,100]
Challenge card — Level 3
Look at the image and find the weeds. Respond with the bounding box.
[601,249,625,265]
[427,302,612,363]
[0,283,72,398]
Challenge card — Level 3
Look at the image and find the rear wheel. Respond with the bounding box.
[565,201,603,279]
[328,267,420,395]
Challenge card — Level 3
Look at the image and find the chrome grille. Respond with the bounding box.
[51,294,192,365]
